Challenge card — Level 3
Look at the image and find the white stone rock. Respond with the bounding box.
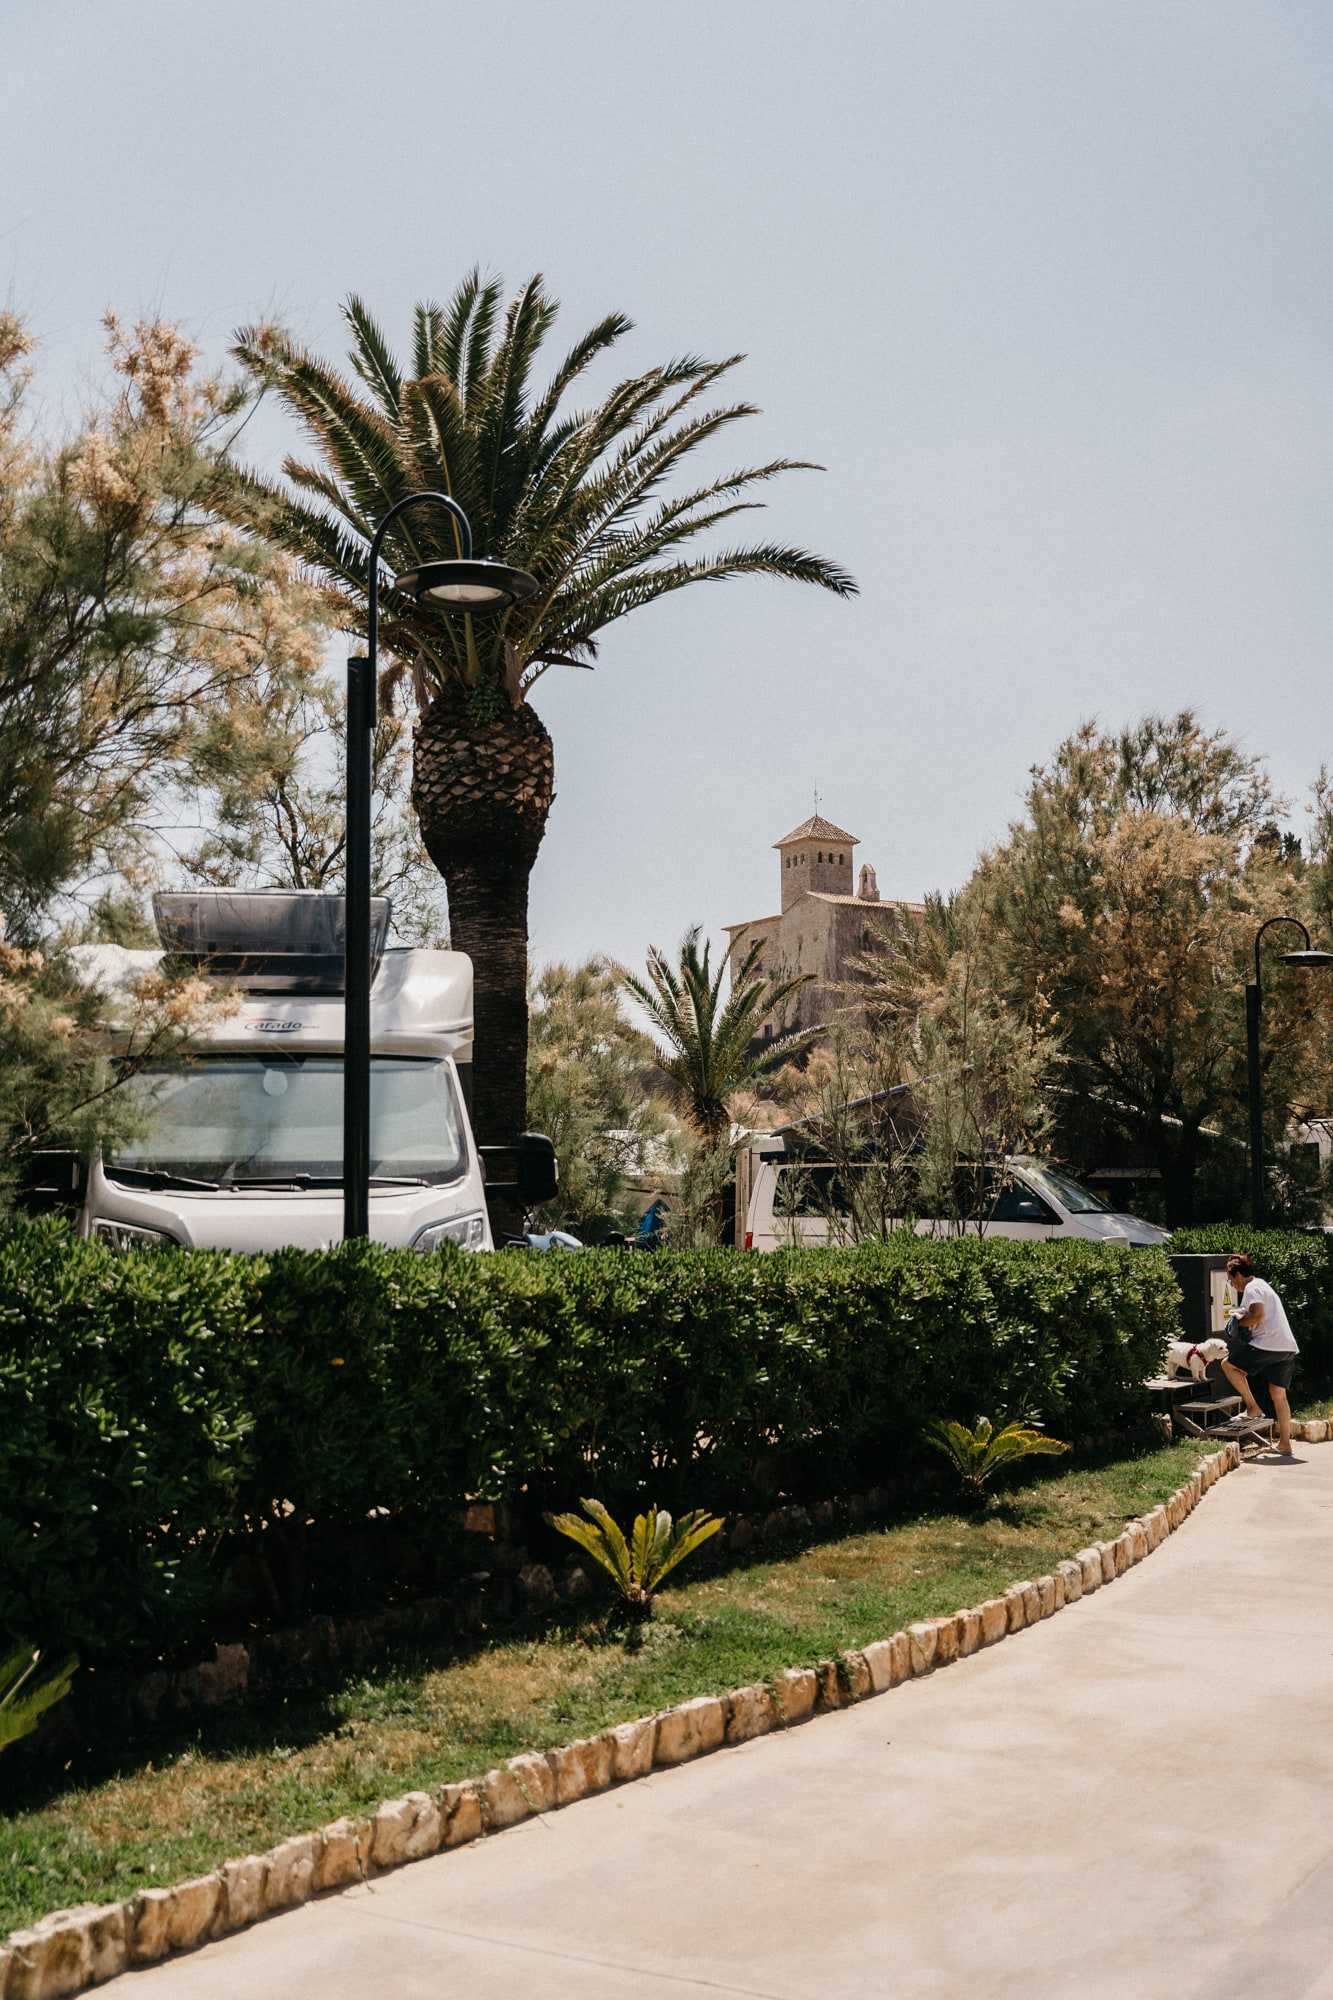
[725,1683,776,1743]
[654,1695,726,1766]
[908,1621,938,1675]
[506,1753,556,1814]
[438,1781,484,1846]
[980,1598,1008,1645]
[815,1659,844,1709]
[1304,1419,1328,1444]
[1005,1587,1027,1634]
[127,1888,174,1965]
[5,1907,98,1999]
[219,1853,269,1928]
[1022,1581,1043,1625]
[547,1733,616,1803]
[264,1834,318,1909]
[771,1667,817,1724]
[843,1649,874,1699]
[957,1609,983,1656]
[313,1820,369,1892]
[607,1716,657,1778]
[167,1874,222,1950]
[1077,1548,1101,1593]
[1057,1560,1082,1604]
[863,1639,896,1691]
[1098,1542,1117,1584]
[932,1617,959,1665]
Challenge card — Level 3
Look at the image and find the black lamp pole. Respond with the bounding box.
[342,493,538,1243]
[343,492,474,1243]
[1246,915,1327,1230]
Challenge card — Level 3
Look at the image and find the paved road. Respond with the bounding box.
[103,1448,1333,1999]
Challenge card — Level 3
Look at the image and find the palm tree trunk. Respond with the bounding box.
[411,686,554,1154]
[438,849,535,1148]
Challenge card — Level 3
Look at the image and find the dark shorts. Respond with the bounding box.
[1226,1337,1297,1391]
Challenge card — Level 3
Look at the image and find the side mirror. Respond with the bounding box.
[478,1132,558,1204]
[516,1132,558,1204]
[19,1150,87,1212]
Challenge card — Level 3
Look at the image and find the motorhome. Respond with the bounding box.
[61,889,532,1254]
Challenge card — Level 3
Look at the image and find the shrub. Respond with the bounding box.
[923,1417,1070,1508]
[0,1223,1182,1667]
[545,1500,724,1619]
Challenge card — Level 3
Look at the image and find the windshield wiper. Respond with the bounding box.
[105,1167,221,1192]
[224,1174,343,1190]
[369,1174,430,1187]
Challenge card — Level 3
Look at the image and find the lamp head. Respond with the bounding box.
[1279,949,1333,970]
[394,558,539,612]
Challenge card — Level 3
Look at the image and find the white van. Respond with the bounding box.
[738,1142,1169,1250]
[62,890,548,1254]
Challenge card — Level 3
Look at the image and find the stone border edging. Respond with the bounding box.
[0,1437,1269,1998]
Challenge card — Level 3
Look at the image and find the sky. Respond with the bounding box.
[5,0,1333,971]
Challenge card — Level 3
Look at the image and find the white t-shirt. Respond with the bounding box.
[1239,1277,1298,1353]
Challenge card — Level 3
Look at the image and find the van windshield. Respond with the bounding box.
[104,1055,466,1187]
[1015,1160,1109,1215]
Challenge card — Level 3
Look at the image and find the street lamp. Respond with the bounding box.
[1246,915,1333,1228]
[344,492,537,1242]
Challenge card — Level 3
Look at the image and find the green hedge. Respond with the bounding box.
[0,1225,1182,1667]
[1168,1227,1333,1389]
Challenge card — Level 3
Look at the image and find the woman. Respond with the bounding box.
[1220,1253,1299,1459]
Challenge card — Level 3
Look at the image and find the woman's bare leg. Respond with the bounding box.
[1221,1358,1264,1417]
[1269,1384,1293,1454]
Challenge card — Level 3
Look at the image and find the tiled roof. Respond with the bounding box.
[809,893,925,912]
[773,813,860,849]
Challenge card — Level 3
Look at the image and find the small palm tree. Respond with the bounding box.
[545,1499,723,1620]
[619,927,816,1139]
[924,1417,1070,1507]
[227,277,856,1147]
[0,1645,77,1755]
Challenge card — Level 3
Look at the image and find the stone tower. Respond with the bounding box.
[774,814,859,912]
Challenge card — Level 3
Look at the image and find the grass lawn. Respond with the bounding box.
[0,1439,1217,1936]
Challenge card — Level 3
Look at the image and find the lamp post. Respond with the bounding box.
[1245,915,1333,1229]
[344,492,537,1242]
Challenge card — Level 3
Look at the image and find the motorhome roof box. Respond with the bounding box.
[152,890,391,993]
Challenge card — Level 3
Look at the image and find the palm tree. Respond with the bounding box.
[619,927,816,1138]
[226,276,856,1148]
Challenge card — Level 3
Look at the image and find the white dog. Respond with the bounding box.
[1163,1337,1228,1382]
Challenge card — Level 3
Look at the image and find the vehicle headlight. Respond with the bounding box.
[92,1219,180,1251]
[412,1212,488,1253]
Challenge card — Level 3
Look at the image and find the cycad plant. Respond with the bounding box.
[228,277,855,1147]
[924,1417,1070,1508]
[545,1498,724,1621]
[0,1644,77,1755]
[619,927,816,1139]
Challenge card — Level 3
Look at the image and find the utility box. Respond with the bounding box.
[1168,1253,1235,1340]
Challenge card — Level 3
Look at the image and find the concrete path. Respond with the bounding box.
[103,1449,1333,1999]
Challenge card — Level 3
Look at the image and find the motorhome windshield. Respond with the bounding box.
[1016,1161,1109,1215]
[105,1055,466,1186]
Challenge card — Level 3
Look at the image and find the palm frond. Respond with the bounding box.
[343,295,403,421]
[229,281,856,702]
[0,1646,77,1754]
